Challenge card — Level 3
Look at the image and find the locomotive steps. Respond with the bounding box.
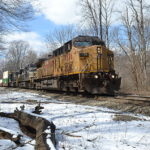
[0,109,56,150]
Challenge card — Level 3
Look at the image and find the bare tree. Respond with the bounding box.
[0,59,5,78]
[80,0,101,37]
[80,0,114,47]
[45,25,77,51]
[6,40,35,71]
[25,50,37,65]
[0,0,35,31]
[0,0,36,52]
[102,0,114,48]
[114,0,150,92]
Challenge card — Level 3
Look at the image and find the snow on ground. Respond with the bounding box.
[0,90,59,103]
[0,115,35,150]
[0,89,150,150]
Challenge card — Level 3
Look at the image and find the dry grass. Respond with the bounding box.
[113,114,141,122]
[26,99,38,103]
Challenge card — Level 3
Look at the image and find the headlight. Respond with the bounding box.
[97,47,101,53]
[94,75,99,79]
[112,75,115,78]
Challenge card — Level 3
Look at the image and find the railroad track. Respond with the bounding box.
[114,94,150,103]
[1,87,150,104]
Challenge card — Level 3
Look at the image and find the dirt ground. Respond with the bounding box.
[1,87,150,117]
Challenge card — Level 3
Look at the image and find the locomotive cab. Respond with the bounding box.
[72,36,112,73]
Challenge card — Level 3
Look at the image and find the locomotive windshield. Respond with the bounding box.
[73,36,105,47]
[74,41,92,47]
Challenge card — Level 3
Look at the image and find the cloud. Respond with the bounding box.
[32,0,81,25]
[5,32,47,54]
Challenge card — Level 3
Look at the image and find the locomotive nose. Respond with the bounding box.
[96,47,103,71]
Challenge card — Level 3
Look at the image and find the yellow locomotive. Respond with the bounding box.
[35,35,121,95]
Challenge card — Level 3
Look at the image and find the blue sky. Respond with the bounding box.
[27,15,56,36]
[27,15,74,37]
[5,0,80,54]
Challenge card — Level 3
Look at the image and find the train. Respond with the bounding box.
[0,35,121,95]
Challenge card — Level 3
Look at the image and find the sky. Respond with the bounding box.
[5,0,81,54]
[6,0,149,55]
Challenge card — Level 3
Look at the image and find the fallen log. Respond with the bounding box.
[0,127,21,145]
[0,111,56,150]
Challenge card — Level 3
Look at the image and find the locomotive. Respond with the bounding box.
[2,36,121,95]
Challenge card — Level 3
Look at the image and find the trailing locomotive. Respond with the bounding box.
[1,36,121,95]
